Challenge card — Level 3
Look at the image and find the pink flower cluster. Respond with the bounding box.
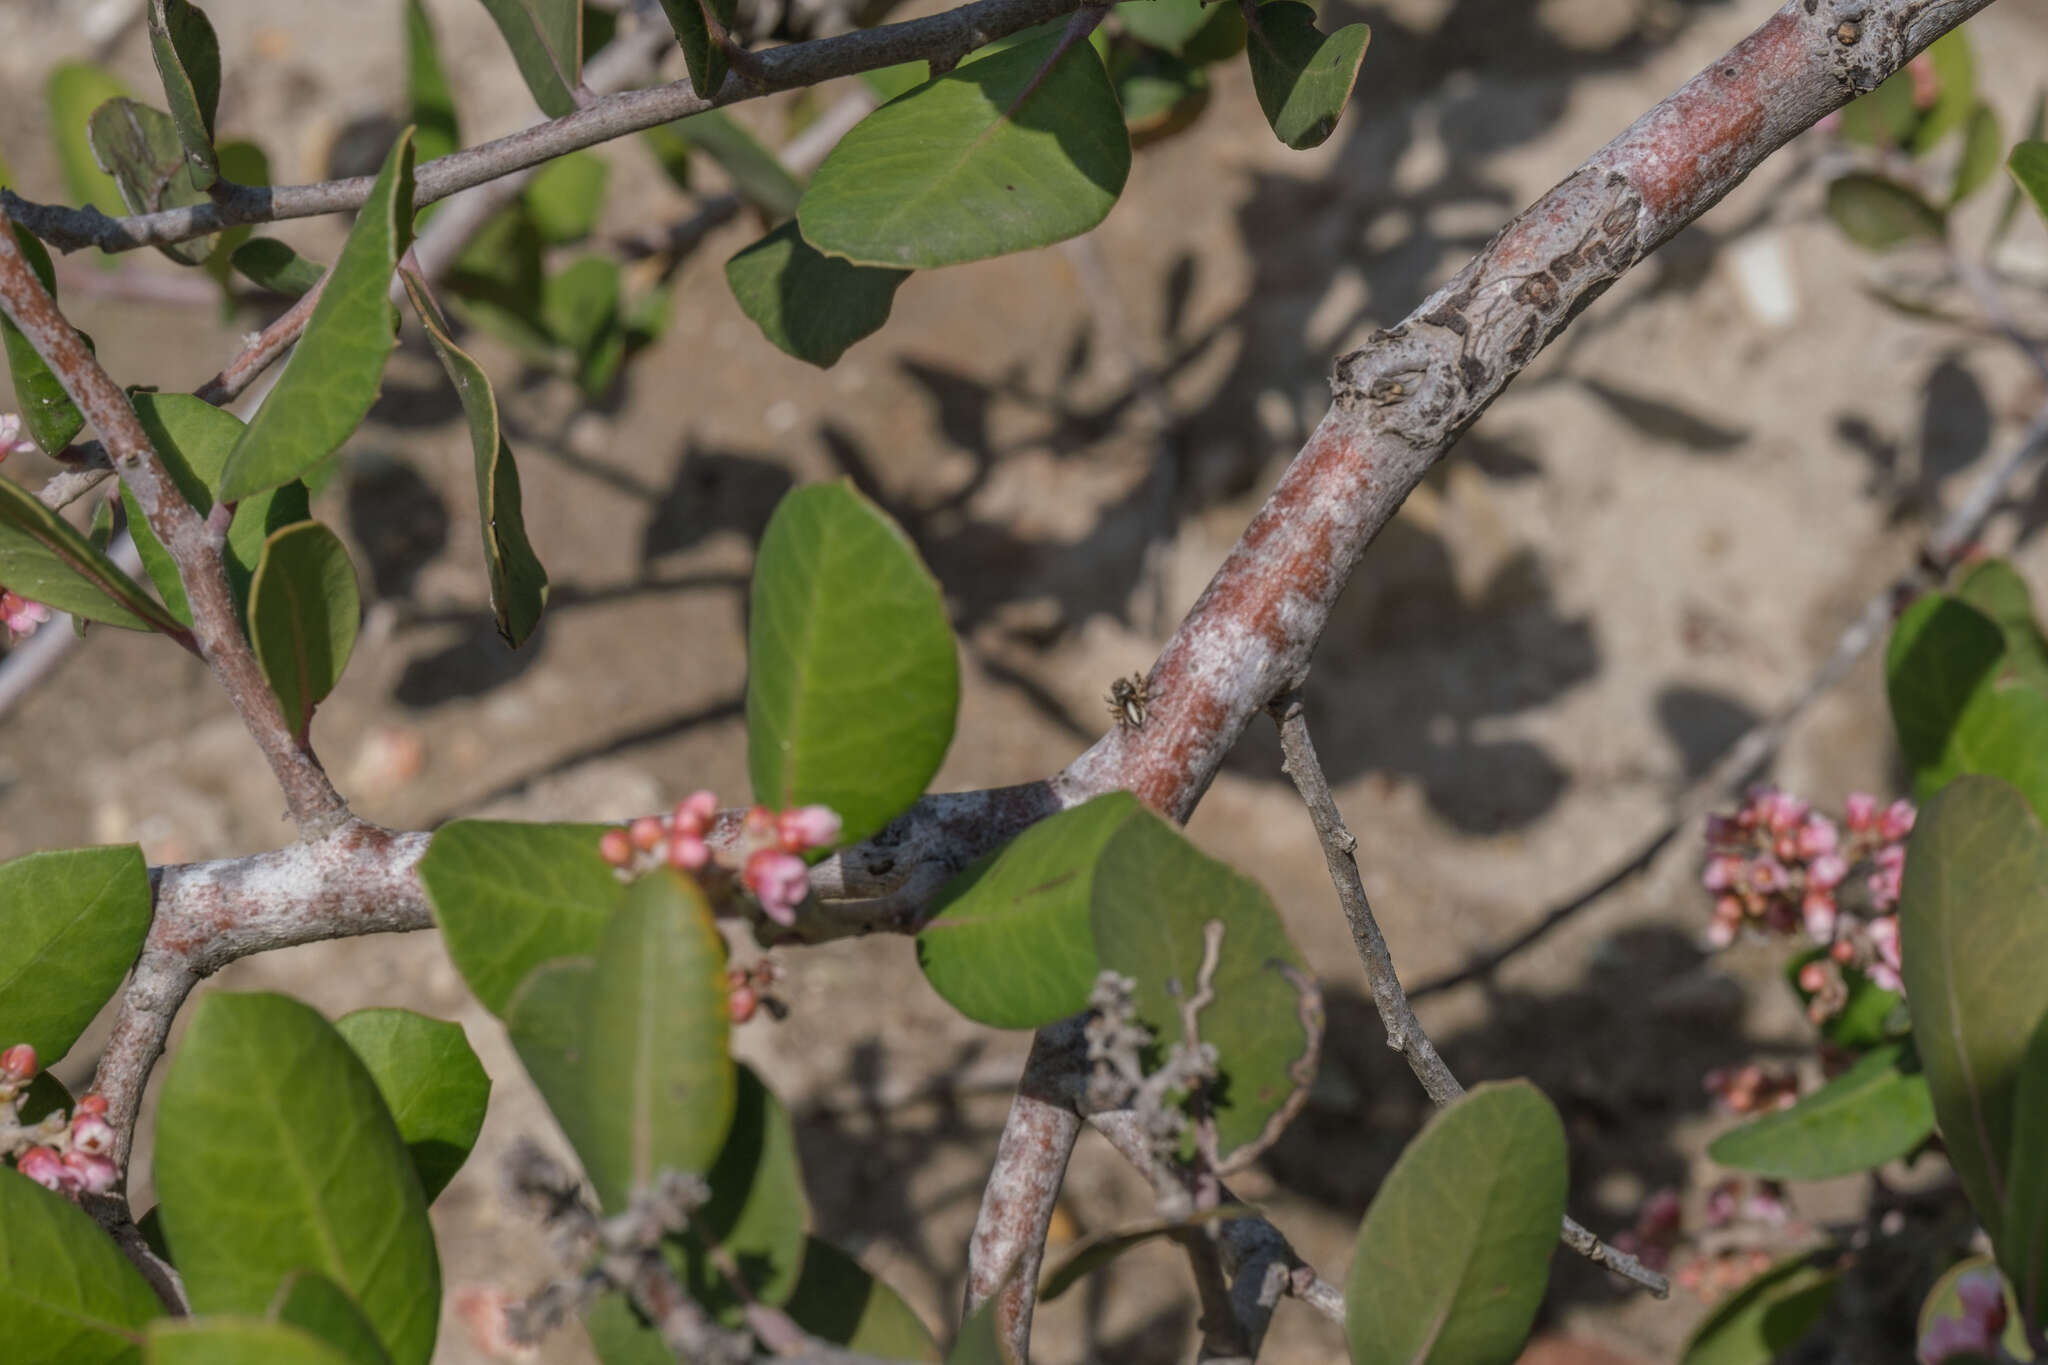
[0,1044,118,1196]
[0,413,35,460]
[1702,1062,1801,1116]
[598,792,841,927]
[1919,1267,2010,1363]
[1701,787,1913,1007]
[0,591,49,644]
[1614,1179,1794,1300]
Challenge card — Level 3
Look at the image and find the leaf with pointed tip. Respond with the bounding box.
[1245,2,1369,150]
[87,98,215,265]
[679,1065,810,1318]
[0,1167,162,1365]
[45,63,129,219]
[231,239,326,297]
[725,221,908,368]
[579,870,734,1210]
[1680,1253,1838,1365]
[0,844,151,1063]
[217,130,414,501]
[334,1009,491,1203]
[400,273,549,645]
[0,473,178,632]
[0,227,84,453]
[1898,776,2048,1252]
[418,820,622,1015]
[478,0,582,118]
[656,0,738,108]
[1707,1042,1933,1180]
[146,0,220,187]
[145,1318,360,1365]
[404,0,460,165]
[746,481,958,848]
[268,1273,393,1365]
[916,791,1139,1028]
[1345,1081,1564,1365]
[798,31,1131,269]
[247,521,361,738]
[154,993,441,1365]
[1826,173,1946,250]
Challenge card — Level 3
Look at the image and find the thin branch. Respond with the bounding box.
[1269,690,1669,1297]
[190,275,328,406]
[0,228,350,833]
[0,0,1088,256]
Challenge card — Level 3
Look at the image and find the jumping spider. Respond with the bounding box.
[1106,674,1150,730]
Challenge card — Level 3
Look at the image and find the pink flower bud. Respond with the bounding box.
[672,790,719,836]
[1749,857,1784,893]
[1701,855,1741,892]
[1807,853,1848,891]
[728,984,759,1024]
[666,833,709,871]
[744,849,810,926]
[70,1111,115,1156]
[598,827,633,867]
[1920,1267,2007,1363]
[1955,1268,2008,1325]
[73,1093,107,1117]
[1868,914,1902,969]
[60,1150,117,1194]
[1830,937,1857,964]
[1796,816,1839,859]
[16,1146,67,1191]
[629,816,664,853]
[1705,917,1737,949]
[1798,961,1830,993]
[776,805,841,853]
[0,1043,38,1083]
[0,592,50,642]
[1802,891,1837,943]
[1763,791,1808,835]
[0,412,27,457]
[1845,792,1878,832]
[1867,962,1903,994]
[1703,1180,1738,1228]
[1880,799,1916,842]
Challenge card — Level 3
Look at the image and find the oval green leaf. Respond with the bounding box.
[580,869,735,1210]
[247,521,362,739]
[655,0,739,115]
[145,0,221,188]
[145,1318,358,1365]
[268,1272,394,1365]
[1090,807,1318,1164]
[400,272,549,646]
[0,844,151,1062]
[419,820,623,1015]
[680,1065,810,1318]
[0,228,83,454]
[1954,560,2048,691]
[1888,593,2006,774]
[1245,3,1370,150]
[154,993,441,1365]
[217,130,415,501]
[334,1009,491,1203]
[1680,1252,1838,1365]
[477,0,582,118]
[798,30,1132,269]
[916,791,1140,1028]
[526,151,609,245]
[504,957,599,1161]
[1825,173,1946,250]
[1707,1042,1933,1180]
[230,240,327,298]
[0,1167,163,1365]
[0,473,177,632]
[726,221,909,369]
[1345,1081,1566,1365]
[746,481,958,848]
[87,99,216,266]
[1898,776,2048,1253]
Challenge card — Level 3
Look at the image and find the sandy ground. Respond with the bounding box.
[4,0,2048,1359]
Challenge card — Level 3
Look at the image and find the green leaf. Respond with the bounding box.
[444,208,551,355]
[144,1318,360,1365]
[46,63,129,216]
[948,1295,1005,1365]
[1956,560,2048,691]
[0,844,150,1062]
[2007,139,2048,231]
[656,0,738,108]
[1345,1081,1565,1365]
[154,993,440,1365]
[1919,1256,2033,1362]
[333,1009,491,1203]
[0,227,84,454]
[525,151,608,244]
[1784,949,1904,1051]
[1707,1043,1934,1180]
[229,239,327,297]
[145,0,221,188]
[417,820,623,1015]
[504,958,601,1178]
[2004,1017,2048,1334]
[797,31,1132,269]
[1825,173,1946,250]
[1912,29,1975,154]
[860,62,928,103]
[1888,593,2006,774]
[1245,2,1370,150]
[477,0,583,118]
[217,129,415,501]
[1679,1253,1838,1365]
[247,521,362,739]
[1115,0,1213,54]
[579,869,735,1210]
[782,1238,939,1360]
[679,1065,810,1318]
[0,474,177,632]
[1112,47,1211,144]
[670,111,802,220]
[1837,67,1920,148]
[404,0,460,166]
[1952,102,2003,205]
[746,481,959,848]
[87,99,216,266]
[540,255,625,399]
[0,1168,163,1365]
[399,273,549,646]
[268,1272,395,1365]
[1898,776,2048,1251]
[725,221,909,368]
[1091,808,1317,1164]
[203,140,270,292]
[916,792,1140,1028]
[1938,684,2048,824]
